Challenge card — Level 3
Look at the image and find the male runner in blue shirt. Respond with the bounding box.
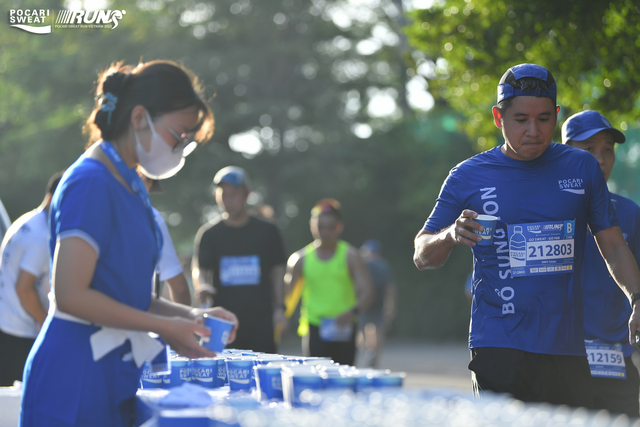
[562,110,640,416]
[413,64,640,408]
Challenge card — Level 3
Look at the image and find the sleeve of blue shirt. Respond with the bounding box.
[424,167,464,234]
[53,172,112,258]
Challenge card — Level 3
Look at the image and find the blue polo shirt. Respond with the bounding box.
[49,155,156,311]
[582,193,640,357]
[424,143,618,356]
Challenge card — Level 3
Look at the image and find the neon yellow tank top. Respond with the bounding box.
[297,240,357,336]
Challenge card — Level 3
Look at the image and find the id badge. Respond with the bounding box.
[585,340,626,379]
[219,255,261,286]
[319,318,353,342]
[507,220,575,277]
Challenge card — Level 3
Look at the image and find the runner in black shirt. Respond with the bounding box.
[193,166,287,353]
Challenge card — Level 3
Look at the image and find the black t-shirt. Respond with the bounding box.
[194,216,286,352]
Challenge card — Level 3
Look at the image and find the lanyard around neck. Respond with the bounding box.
[99,141,163,267]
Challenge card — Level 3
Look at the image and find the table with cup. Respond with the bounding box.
[135,314,406,426]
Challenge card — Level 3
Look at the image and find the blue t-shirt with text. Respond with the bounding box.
[424,143,618,356]
[582,193,640,357]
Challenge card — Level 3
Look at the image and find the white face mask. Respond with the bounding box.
[135,110,185,180]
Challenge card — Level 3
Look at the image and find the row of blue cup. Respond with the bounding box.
[139,349,406,408]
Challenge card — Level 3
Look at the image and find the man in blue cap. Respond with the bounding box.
[414,63,640,408]
[193,166,287,353]
[562,111,640,416]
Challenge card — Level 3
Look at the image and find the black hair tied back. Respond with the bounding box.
[94,71,130,135]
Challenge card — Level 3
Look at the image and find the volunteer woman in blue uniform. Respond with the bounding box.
[20,60,238,427]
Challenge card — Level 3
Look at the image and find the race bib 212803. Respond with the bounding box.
[507,220,575,277]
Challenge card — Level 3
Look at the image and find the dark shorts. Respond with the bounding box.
[0,329,35,386]
[304,324,356,365]
[591,355,640,417]
[469,347,594,408]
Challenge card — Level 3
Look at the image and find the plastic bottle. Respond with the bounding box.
[509,226,527,267]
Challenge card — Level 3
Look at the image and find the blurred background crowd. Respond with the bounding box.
[1,0,639,343]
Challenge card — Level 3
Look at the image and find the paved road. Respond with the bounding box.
[279,337,473,392]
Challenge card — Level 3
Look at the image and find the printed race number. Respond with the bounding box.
[527,240,573,260]
[587,351,623,366]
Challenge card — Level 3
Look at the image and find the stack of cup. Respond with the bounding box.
[165,357,192,388]
[191,357,217,389]
[371,372,406,388]
[281,365,323,407]
[225,356,255,391]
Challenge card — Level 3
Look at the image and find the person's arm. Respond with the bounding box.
[271,264,287,334]
[284,251,303,296]
[335,246,374,326]
[192,267,215,307]
[54,236,216,359]
[15,269,47,325]
[164,273,191,306]
[283,250,304,318]
[413,209,484,270]
[594,226,640,343]
[148,296,238,344]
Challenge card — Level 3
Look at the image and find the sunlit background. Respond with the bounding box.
[2,0,638,341]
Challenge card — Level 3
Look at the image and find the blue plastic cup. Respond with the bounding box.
[473,215,498,246]
[225,357,254,391]
[371,372,405,388]
[216,357,227,387]
[281,366,323,407]
[322,373,357,391]
[353,369,388,391]
[192,358,217,388]
[200,314,234,353]
[255,365,283,401]
[165,357,191,388]
[140,362,164,389]
[149,336,171,375]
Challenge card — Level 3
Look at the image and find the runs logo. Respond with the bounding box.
[8,8,126,34]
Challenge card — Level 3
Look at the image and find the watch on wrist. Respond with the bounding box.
[631,292,640,307]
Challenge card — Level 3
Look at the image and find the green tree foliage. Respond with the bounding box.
[0,0,479,340]
[405,0,640,149]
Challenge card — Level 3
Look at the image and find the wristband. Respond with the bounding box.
[631,292,640,307]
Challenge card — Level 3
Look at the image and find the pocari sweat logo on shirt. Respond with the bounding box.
[558,178,585,195]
